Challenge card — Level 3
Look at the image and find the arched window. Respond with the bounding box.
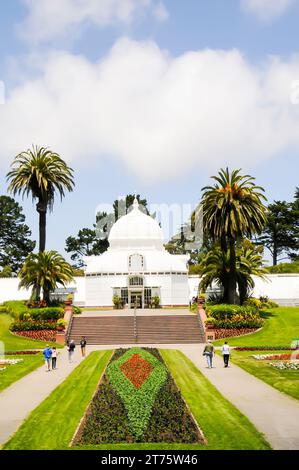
[128,254,144,271]
[129,276,144,287]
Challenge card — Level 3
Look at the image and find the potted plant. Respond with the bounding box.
[64,293,73,306]
[152,295,160,309]
[198,292,206,306]
[57,319,66,331]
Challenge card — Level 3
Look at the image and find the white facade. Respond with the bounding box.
[0,274,298,307]
[84,198,190,307]
[188,274,299,306]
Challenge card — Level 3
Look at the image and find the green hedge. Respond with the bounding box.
[72,306,82,315]
[206,318,263,329]
[244,297,279,310]
[0,306,7,313]
[205,304,259,320]
[10,321,58,331]
[20,307,64,321]
[266,262,299,274]
[3,301,64,321]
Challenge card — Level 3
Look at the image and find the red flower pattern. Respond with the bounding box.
[120,354,154,389]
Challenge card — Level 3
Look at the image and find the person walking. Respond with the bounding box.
[68,339,76,363]
[43,345,52,372]
[52,346,57,370]
[221,341,230,367]
[80,336,87,357]
[203,340,214,369]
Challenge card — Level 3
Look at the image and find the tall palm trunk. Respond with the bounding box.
[228,238,238,304]
[37,199,47,252]
[36,199,47,300]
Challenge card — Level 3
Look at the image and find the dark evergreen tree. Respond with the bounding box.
[0,196,35,273]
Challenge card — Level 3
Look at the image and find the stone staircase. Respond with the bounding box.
[69,314,205,345]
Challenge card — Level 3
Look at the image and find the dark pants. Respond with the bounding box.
[52,357,57,369]
[223,354,230,367]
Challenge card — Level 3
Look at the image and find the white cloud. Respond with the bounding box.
[241,0,296,21]
[19,0,169,43]
[1,38,299,182]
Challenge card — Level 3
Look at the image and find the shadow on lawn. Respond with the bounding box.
[260,310,275,320]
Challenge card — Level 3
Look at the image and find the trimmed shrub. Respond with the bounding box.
[205,304,259,319]
[244,297,279,310]
[19,307,64,321]
[3,301,64,321]
[10,321,58,331]
[0,306,7,313]
[206,314,263,329]
[73,306,82,315]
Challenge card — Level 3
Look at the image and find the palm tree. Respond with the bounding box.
[7,146,74,252]
[237,243,267,304]
[201,168,267,304]
[199,241,267,304]
[19,251,74,304]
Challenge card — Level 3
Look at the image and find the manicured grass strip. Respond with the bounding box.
[228,350,299,401]
[214,307,299,347]
[0,355,43,392]
[0,314,60,351]
[161,350,271,450]
[3,350,112,450]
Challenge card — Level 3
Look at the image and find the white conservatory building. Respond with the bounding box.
[84,198,190,308]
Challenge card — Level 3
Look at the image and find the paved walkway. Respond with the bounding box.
[1,343,299,450]
[178,345,299,451]
[0,348,84,446]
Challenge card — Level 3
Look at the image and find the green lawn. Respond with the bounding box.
[3,349,270,450]
[0,313,61,351]
[3,350,112,450]
[214,308,299,401]
[226,350,299,401]
[161,350,270,450]
[0,355,43,392]
[214,307,299,347]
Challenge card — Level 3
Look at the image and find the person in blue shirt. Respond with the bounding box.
[43,345,52,372]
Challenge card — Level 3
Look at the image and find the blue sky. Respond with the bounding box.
[0,0,298,259]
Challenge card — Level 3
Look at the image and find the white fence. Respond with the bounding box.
[0,277,86,305]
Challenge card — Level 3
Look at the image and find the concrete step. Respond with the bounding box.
[69,314,205,345]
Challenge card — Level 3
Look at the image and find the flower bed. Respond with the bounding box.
[10,321,58,331]
[12,330,57,342]
[210,328,259,340]
[0,358,23,372]
[4,350,41,356]
[269,362,299,370]
[73,348,204,445]
[252,353,299,361]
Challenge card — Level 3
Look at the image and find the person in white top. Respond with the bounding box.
[51,347,57,370]
[221,341,230,368]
